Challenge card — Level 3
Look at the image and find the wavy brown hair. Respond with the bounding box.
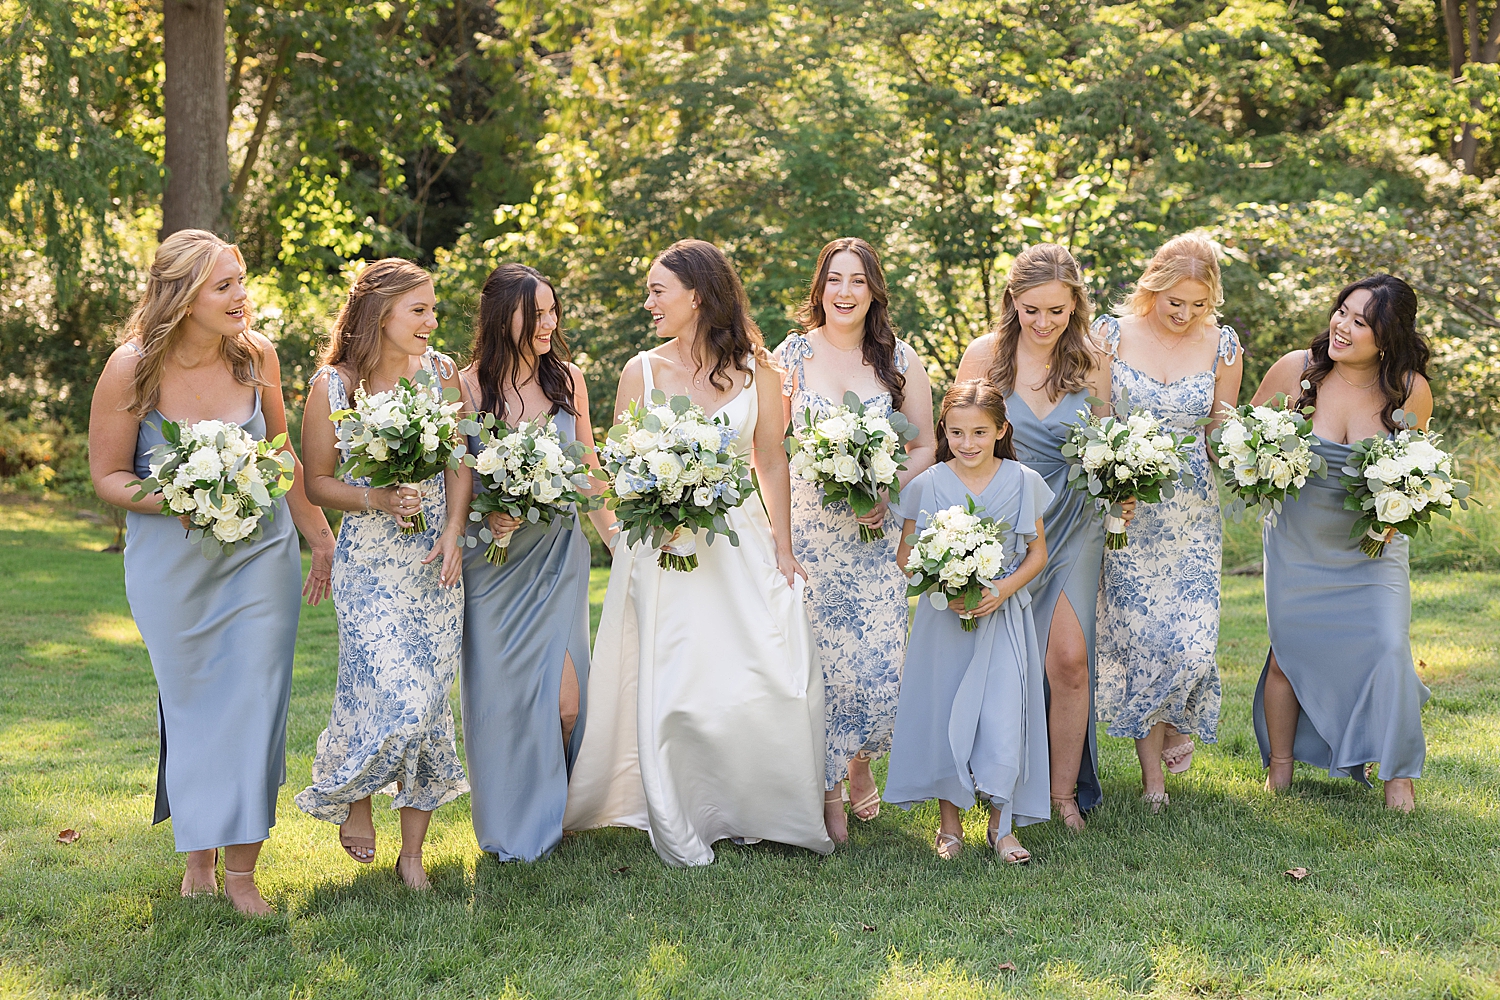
[467,263,577,418]
[120,229,267,415]
[795,237,906,410]
[319,258,434,387]
[935,379,1016,462]
[1297,274,1428,431]
[655,239,774,391]
[986,243,1094,402]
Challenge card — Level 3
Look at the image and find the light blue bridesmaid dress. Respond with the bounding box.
[1009,386,1107,811]
[883,459,1054,833]
[776,333,912,790]
[460,406,592,861]
[121,358,302,852]
[295,350,469,823]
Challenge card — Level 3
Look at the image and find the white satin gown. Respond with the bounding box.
[563,352,834,866]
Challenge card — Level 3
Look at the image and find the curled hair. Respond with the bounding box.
[319,258,434,387]
[655,239,774,391]
[796,237,906,410]
[468,263,576,418]
[986,243,1094,402]
[1118,233,1224,321]
[119,229,266,415]
[935,379,1016,462]
[1298,274,1428,431]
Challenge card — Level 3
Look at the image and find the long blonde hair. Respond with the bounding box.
[120,229,264,415]
[986,244,1094,402]
[319,259,434,387]
[1118,233,1224,320]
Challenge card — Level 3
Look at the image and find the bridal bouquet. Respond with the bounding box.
[329,370,472,534]
[1211,389,1327,524]
[1341,417,1474,557]
[128,419,295,558]
[1062,395,1196,549]
[786,392,919,541]
[464,413,597,565]
[903,498,1013,632]
[598,389,754,571]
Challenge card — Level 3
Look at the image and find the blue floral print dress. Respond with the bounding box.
[1093,317,1240,743]
[295,350,469,822]
[776,333,913,790]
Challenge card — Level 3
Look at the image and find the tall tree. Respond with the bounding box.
[162,0,228,235]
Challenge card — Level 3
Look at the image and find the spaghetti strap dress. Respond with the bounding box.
[564,353,832,867]
[883,460,1054,831]
[776,333,912,790]
[1253,356,1428,782]
[1093,316,1240,742]
[1009,386,1107,811]
[460,407,592,860]
[121,356,302,852]
[295,350,469,823]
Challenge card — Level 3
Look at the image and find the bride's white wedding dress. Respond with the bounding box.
[563,352,833,866]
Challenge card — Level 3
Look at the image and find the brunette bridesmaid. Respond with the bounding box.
[88,229,334,914]
[777,237,936,843]
[1250,274,1433,811]
[456,264,618,860]
[956,243,1122,830]
[295,259,469,890]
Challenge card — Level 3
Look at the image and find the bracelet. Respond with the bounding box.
[362,487,370,511]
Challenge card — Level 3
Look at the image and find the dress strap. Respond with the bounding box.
[316,365,348,411]
[1212,326,1241,373]
[122,340,145,358]
[776,333,812,396]
[1092,316,1123,356]
[1300,349,1312,374]
[639,351,657,396]
[423,347,455,381]
[894,339,911,375]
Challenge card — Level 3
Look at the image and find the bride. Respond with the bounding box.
[563,239,834,866]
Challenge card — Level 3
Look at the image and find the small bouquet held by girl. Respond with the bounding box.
[128,419,295,558]
[785,391,920,541]
[1061,393,1197,549]
[902,498,1012,632]
[464,413,597,565]
[597,389,755,571]
[328,370,471,534]
[1211,387,1327,524]
[1340,414,1475,557]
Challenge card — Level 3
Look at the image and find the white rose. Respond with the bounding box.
[475,449,504,476]
[861,414,894,438]
[869,450,899,484]
[1082,440,1113,468]
[818,413,855,444]
[367,437,390,462]
[789,450,818,478]
[831,454,861,483]
[1374,489,1413,524]
[628,428,661,454]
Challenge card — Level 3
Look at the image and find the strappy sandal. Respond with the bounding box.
[180,848,219,897]
[986,825,1031,864]
[1265,754,1295,792]
[849,754,882,822]
[1051,795,1086,833]
[395,851,430,890]
[339,823,376,864]
[1141,791,1170,814]
[1162,738,1195,774]
[933,831,964,860]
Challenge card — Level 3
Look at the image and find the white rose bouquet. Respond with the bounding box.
[1340,415,1475,557]
[1061,394,1196,549]
[329,369,472,534]
[785,391,920,541]
[902,498,1013,632]
[128,419,295,558]
[463,413,597,565]
[597,389,755,571]
[1210,388,1327,524]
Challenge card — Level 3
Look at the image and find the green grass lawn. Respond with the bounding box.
[2,498,1498,999]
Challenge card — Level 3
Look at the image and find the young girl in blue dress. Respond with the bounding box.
[885,379,1053,862]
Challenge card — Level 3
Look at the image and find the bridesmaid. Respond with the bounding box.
[1093,233,1242,811]
[776,237,936,843]
[885,380,1053,862]
[295,259,469,890]
[956,243,1123,831]
[88,229,335,914]
[456,263,618,861]
[564,239,833,866]
[1250,274,1433,812]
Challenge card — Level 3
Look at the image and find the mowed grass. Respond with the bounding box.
[1,499,1498,999]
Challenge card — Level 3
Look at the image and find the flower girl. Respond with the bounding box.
[885,380,1053,862]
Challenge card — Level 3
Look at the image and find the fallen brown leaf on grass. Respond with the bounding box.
[611,866,630,874]
[56,829,79,844]
[861,923,876,932]
[1284,867,1310,880]
[998,962,1017,971]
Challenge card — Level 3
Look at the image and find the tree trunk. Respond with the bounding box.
[162,0,229,237]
